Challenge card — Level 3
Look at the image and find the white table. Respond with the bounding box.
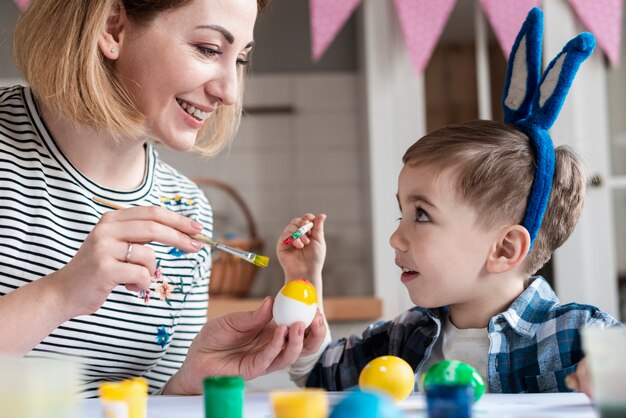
[77,392,600,418]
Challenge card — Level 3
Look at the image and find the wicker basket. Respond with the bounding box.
[193,177,264,298]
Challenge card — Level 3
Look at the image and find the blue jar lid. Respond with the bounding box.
[425,384,473,418]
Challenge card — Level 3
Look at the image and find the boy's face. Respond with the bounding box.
[390,163,499,309]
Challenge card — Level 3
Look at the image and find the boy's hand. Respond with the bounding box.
[565,358,593,398]
[277,214,327,285]
[277,214,329,354]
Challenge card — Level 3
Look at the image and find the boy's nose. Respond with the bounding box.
[389,227,405,251]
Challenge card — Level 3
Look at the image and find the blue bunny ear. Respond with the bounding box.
[502,7,543,124]
[516,123,555,246]
[501,7,596,248]
[517,32,595,247]
[529,32,596,130]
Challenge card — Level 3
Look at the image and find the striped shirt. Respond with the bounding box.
[0,85,213,397]
[306,276,621,393]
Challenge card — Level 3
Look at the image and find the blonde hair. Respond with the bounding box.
[402,120,586,274]
[13,0,269,156]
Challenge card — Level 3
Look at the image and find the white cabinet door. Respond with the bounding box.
[544,0,619,319]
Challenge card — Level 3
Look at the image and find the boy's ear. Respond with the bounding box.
[98,0,126,60]
[486,225,531,274]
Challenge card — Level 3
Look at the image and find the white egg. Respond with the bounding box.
[272,291,317,327]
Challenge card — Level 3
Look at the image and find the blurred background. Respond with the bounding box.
[3,0,626,387]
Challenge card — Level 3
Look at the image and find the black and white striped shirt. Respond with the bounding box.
[0,85,213,397]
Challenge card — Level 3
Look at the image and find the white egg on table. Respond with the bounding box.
[272,279,318,327]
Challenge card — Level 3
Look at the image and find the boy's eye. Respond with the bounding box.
[416,207,430,222]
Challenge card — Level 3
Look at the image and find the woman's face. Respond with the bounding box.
[114,0,257,150]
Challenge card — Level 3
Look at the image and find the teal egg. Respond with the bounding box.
[421,360,485,402]
[329,390,404,418]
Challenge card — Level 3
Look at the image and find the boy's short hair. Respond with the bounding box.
[402,120,586,274]
[13,0,268,156]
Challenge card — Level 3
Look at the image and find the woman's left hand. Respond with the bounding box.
[163,297,308,395]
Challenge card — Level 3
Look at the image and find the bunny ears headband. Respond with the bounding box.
[502,7,595,247]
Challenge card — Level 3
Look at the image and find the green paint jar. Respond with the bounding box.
[203,376,245,418]
[421,360,486,402]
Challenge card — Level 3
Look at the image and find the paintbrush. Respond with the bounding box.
[92,196,269,268]
[282,221,314,245]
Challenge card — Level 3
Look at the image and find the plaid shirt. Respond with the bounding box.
[306,277,621,393]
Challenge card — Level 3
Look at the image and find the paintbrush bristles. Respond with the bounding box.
[252,255,269,268]
[193,234,270,269]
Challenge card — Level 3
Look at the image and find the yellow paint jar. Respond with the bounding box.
[100,378,148,418]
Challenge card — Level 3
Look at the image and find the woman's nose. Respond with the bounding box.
[206,63,238,106]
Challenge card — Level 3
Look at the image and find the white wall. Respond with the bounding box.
[607,2,626,279]
[0,2,21,79]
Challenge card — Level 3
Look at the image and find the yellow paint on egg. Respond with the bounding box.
[280,278,317,305]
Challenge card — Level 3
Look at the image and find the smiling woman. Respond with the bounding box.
[14,0,267,156]
[0,0,326,398]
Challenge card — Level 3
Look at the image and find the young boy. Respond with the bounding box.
[282,119,620,395]
[278,8,622,396]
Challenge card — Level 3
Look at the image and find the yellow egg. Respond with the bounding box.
[273,279,318,327]
[359,355,415,402]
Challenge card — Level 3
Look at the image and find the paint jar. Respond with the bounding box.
[582,326,626,418]
[100,382,129,418]
[425,384,473,418]
[99,377,148,418]
[203,376,244,418]
[270,388,329,418]
[0,356,80,418]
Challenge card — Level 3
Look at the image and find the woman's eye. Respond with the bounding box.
[197,46,221,58]
[416,208,430,222]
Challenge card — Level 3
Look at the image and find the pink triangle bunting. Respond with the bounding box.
[479,0,541,59]
[393,0,457,74]
[309,0,362,62]
[568,0,622,68]
[13,0,29,10]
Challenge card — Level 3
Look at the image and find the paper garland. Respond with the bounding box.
[393,0,457,73]
[310,0,362,61]
[13,0,29,10]
[479,0,541,59]
[568,0,622,67]
[310,0,623,72]
[11,0,623,71]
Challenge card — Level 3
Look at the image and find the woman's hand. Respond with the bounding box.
[301,309,328,357]
[276,214,326,285]
[53,205,204,317]
[565,358,593,398]
[164,297,314,395]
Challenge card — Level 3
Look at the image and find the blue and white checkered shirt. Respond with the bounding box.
[305,277,621,393]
